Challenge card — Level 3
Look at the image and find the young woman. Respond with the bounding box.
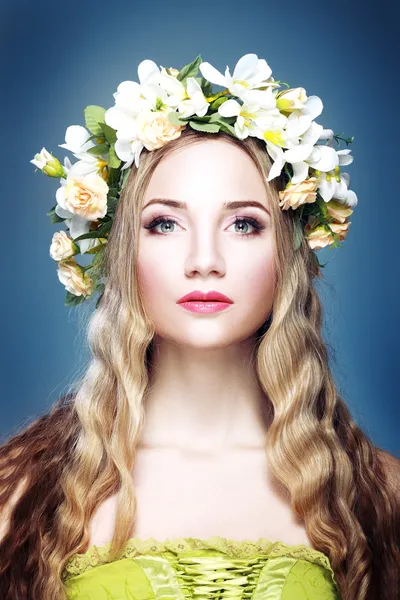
[1,63,399,600]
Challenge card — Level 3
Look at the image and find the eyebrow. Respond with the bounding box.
[142,197,270,216]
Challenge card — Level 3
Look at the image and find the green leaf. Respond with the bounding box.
[176,55,202,83]
[46,205,65,224]
[195,76,213,98]
[293,213,304,251]
[107,168,121,188]
[208,115,236,136]
[188,121,221,133]
[99,121,117,145]
[86,143,109,156]
[106,195,119,217]
[120,167,131,191]
[108,144,121,168]
[65,291,87,306]
[209,96,229,111]
[167,111,190,126]
[84,105,107,136]
[95,285,105,309]
[72,231,104,241]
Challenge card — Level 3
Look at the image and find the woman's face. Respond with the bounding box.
[137,139,276,348]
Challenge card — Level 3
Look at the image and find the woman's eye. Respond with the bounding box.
[144,216,265,237]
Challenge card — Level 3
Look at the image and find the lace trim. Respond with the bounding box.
[62,535,338,589]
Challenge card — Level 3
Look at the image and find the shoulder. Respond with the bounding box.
[375,446,400,494]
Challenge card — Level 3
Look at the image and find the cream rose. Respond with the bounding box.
[61,172,108,220]
[305,221,351,250]
[57,259,93,297]
[325,199,353,224]
[278,177,319,210]
[135,109,185,151]
[50,231,77,261]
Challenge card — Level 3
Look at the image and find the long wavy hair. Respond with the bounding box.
[0,127,399,600]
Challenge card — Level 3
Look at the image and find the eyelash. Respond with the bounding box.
[143,216,265,238]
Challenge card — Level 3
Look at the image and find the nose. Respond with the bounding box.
[184,227,226,278]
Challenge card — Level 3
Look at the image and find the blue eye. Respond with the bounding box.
[144,216,265,237]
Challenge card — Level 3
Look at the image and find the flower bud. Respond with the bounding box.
[276,87,307,112]
[31,147,65,178]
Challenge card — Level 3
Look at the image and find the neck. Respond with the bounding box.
[138,334,273,455]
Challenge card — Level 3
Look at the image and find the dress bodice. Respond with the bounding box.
[62,536,342,599]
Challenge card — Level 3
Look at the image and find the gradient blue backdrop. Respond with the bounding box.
[1,0,399,456]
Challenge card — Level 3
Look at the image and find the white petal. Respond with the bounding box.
[341,172,350,186]
[218,98,241,117]
[59,125,93,154]
[199,61,226,87]
[137,59,160,85]
[56,185,67,209]
[115,138,135,162]
[301,121,323,146]
[303,95,323,120]
[243,87,275,110]
[284,143,314,163]
[105,106,134,132]
[267,151,285,181]
[291,162,310,184]
[55,203,73,219]
[233,53,259,80]
[345,189,358,207]
[318,177,335,202]
[285,111,312,139]
[319,128,334,140]
[337,149,354,166]
[307,145,339,171]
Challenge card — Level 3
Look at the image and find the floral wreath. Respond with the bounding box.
[31,53,357,308]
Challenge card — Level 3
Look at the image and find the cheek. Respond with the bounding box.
[237,249,276,311]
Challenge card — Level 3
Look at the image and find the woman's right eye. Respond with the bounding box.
[143,216,181,235]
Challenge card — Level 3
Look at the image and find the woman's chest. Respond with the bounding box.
[88,448,312,548]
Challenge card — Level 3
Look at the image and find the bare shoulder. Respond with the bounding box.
[375,446,400,494]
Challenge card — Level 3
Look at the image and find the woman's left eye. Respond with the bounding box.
[144,216,265,237]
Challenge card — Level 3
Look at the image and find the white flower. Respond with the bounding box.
[50,230,77,261]
[317,168,358,207]
[218,86,286,141]
[174,77,209,119]
[104,59,178,170]
[199,53,279,100]
[58,126,107,177]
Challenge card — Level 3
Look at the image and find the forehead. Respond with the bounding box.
[143,139,269,209]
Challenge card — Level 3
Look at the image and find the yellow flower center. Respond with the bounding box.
[264,130,285,146]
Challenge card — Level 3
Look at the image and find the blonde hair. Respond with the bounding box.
[0,127,399,599]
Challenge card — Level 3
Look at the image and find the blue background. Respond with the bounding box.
[1,0,399,457]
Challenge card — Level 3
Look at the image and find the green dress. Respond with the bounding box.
[62,536,342,599]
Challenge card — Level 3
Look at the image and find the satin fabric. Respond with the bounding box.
[62,536,342,600]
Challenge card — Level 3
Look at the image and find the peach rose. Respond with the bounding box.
[135,109,185,151]
[61,172,109,220]
[325,199,353,224]
[57,259,93,297]
[305,221,351,250]
[279,177,319,210]
[50,231,77,261]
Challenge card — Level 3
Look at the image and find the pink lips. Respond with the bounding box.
[177,289,234,313]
